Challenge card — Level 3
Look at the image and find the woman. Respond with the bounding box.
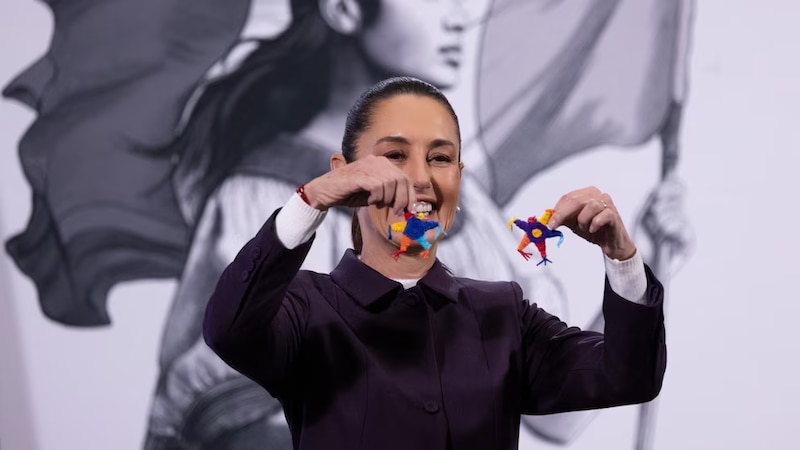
[204,76,665,450]
[146,1,567,447]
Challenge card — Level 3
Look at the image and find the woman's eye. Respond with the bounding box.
[385,151,406,161]
[429,154,453,164]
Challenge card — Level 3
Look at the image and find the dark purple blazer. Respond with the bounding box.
[203,211,666,450]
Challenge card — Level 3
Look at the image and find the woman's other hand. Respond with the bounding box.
[548,186,637,261]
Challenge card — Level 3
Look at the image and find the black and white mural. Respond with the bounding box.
[16,0,790,449]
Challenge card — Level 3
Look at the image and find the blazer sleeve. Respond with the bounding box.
[203,208,313,399]
[518,264,666,414]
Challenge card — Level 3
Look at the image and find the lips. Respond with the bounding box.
[440,45,462,66]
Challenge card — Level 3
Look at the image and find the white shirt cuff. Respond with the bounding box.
[275,193,327,249]
[603,250,648,305]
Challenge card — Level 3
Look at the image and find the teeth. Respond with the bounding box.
[412,202,433,215]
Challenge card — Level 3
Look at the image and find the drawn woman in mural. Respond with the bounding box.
[145,0,694,448]
[3,0,693,449]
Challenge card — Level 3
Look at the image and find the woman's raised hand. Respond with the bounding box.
[302,155,417,216]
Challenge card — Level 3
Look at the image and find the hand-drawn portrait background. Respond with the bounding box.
[2,0,698,449]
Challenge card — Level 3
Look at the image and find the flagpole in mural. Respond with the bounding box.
[634,100,680,450]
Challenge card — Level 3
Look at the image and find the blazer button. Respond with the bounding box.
[241,270,250,282]
[406,293,420,306]
[251,248,261,260]
[424,401,440,414]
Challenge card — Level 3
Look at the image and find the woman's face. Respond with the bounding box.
[355,94,463,252]
[360,0,468,89]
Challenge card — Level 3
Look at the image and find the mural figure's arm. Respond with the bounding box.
[157,176,316,369]
[148,175,338,448]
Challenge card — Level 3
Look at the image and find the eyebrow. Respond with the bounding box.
[375,135,456,149]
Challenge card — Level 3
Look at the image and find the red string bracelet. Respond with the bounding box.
[296,184,311,205]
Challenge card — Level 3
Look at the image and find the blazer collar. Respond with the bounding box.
[330,249,461,308]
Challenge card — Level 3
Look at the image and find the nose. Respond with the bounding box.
[444,0,468,32]
[406,155,433,192]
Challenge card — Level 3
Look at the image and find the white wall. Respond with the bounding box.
[1,0,798,449]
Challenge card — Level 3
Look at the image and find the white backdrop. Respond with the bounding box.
[2,1,799,449]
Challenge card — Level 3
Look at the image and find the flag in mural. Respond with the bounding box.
[3,0,694,448]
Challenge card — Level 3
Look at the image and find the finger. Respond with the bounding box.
[382,178,397,209]
[406,176,417,213]
[374,158,411,214]
[393,177,409,216]
[576,198,607,232]
[351,173,378,206]
[553,186,603,227]
[657,181,681,198]
[588,208,615,234]
[548,196,579,230]
[654,201,681,222]
[367,180,386,206]
[349,175,369,204]
[599,192,615,210]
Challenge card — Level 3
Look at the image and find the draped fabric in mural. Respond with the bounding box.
[3,0,694,448]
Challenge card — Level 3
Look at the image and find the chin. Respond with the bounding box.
[414,67,459,90]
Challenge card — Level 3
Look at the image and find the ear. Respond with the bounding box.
[331,152,348,170]
[458,161,465,177]
[318,0,363,35]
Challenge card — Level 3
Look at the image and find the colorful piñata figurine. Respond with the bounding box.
[388,207,445,260]
[507,209,564,266]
